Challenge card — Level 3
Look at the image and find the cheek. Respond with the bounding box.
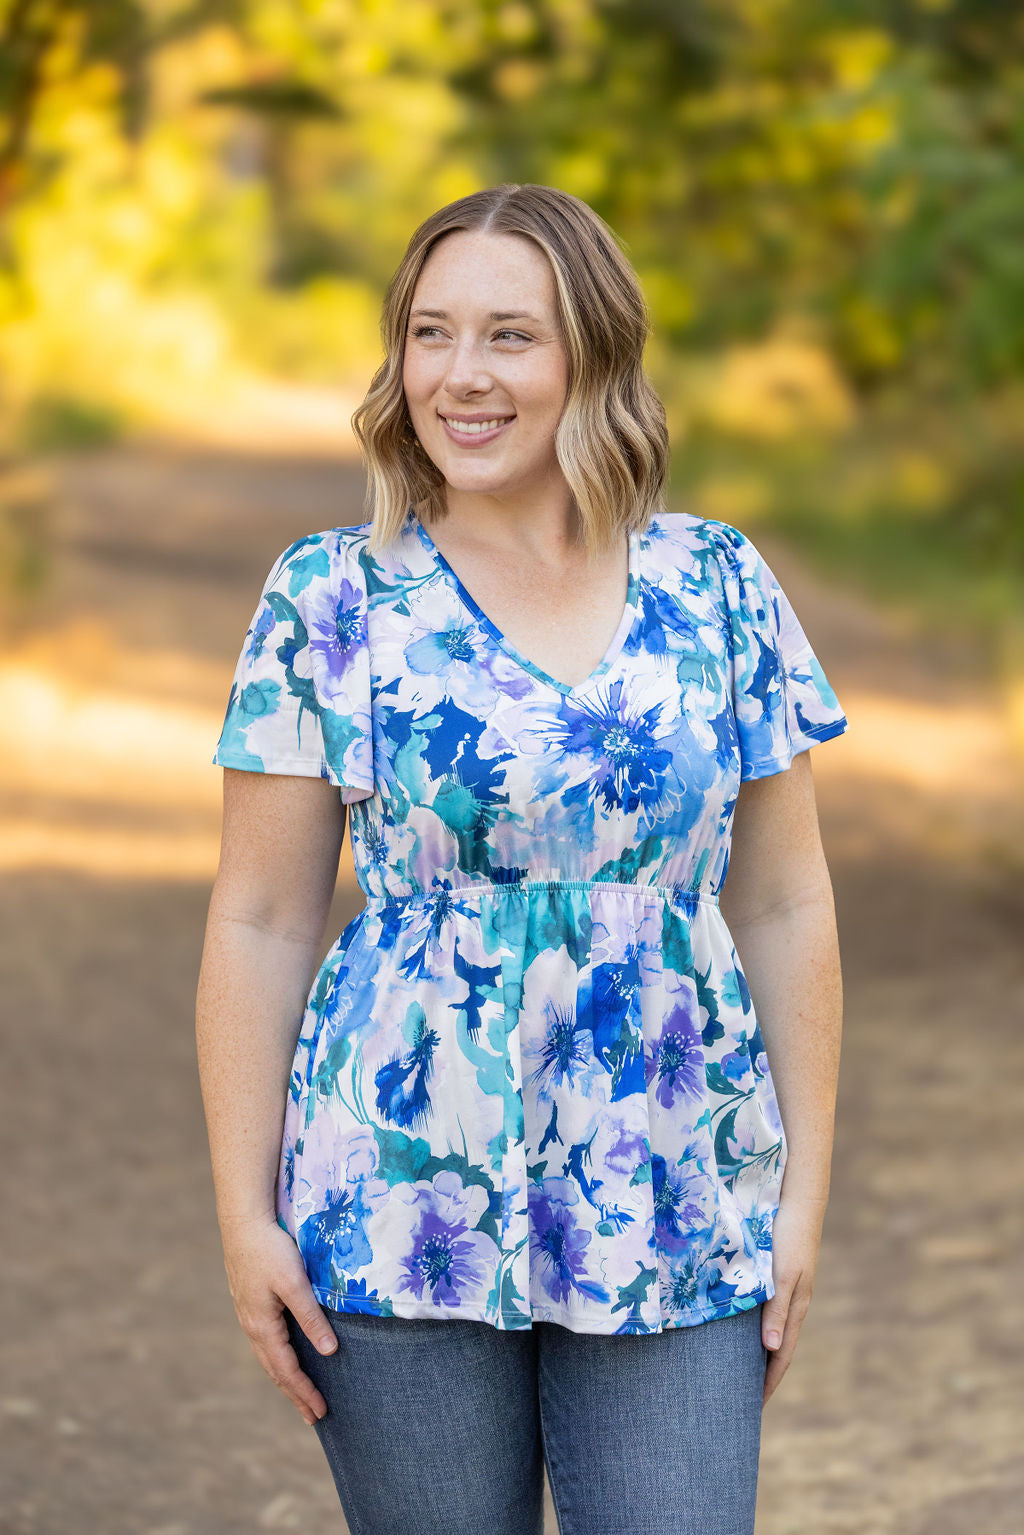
[516,359,568,419]
[402,352,434,405]
[401,361,417,403]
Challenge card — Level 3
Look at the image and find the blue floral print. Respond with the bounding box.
[212,508,848,1334]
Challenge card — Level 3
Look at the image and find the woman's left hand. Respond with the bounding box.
[760,1194,827,1406]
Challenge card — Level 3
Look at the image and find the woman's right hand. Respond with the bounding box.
[220,1213,339,1426]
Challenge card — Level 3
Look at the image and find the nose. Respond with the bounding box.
[443,335,493,396]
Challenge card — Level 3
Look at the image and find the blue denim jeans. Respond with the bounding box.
[284,1301,767,1535]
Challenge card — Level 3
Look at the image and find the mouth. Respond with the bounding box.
[438,413,516,447]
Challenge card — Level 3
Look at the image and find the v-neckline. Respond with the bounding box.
[409,508,642,699]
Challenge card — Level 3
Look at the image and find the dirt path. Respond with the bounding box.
[2,444,1022,1534]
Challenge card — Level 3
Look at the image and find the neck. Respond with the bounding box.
[430,477,583,558]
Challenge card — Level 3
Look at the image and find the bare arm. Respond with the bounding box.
[195,767,347,1423]
[718,749,843,1402]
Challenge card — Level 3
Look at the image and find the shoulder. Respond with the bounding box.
[265,522,373,590]
[275,521,372,564]
[641,510,760,586]
[642,509,753,551]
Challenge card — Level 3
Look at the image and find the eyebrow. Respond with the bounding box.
[409,309,541,323]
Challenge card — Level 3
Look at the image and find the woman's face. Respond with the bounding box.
[402,230,569,502]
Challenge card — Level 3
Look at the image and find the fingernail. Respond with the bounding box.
[319,1335,338,1354]
[766,1331,781,1349]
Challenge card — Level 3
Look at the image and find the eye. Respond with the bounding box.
[495,330,531,343]
[411,324,443,339]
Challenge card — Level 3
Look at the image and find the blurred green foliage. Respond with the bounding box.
[1,0,1022,677]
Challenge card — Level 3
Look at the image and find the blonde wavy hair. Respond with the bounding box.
[351,183,670,555]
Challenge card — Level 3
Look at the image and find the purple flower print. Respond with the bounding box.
[388,1170,495,1310]
[645,998,704,1108]
[651,1149,710,1255]
[529,1178,610,1308]
[307,576,367,684]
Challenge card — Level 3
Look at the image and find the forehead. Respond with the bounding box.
[412,230,556,314]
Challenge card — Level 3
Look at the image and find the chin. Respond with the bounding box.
[442,464,519,491]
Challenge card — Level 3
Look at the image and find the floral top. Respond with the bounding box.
[211,507,848,1335]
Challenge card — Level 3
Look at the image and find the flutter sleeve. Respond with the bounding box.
[710,519,849,781]
[211,528,374,803]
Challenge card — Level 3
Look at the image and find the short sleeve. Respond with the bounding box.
[211,528,374,803]
[709,520,849,781]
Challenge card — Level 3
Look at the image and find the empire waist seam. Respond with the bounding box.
[361,879,720,907]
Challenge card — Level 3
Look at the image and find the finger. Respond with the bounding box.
[253,1324,330,1425]
[761,1298,807,1406]
[761,1298,788,1353]
[762,1268,801,1351]
[249,1308,331,1423]
[284,1290,339,1358]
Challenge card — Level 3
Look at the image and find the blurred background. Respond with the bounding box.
[2,2,1022,1532]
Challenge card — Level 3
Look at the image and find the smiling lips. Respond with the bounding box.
[438,413,515,446]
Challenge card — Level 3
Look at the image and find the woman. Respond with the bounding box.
[196,183,847,1535]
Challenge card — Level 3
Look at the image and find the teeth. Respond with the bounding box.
[443,417,512,435]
